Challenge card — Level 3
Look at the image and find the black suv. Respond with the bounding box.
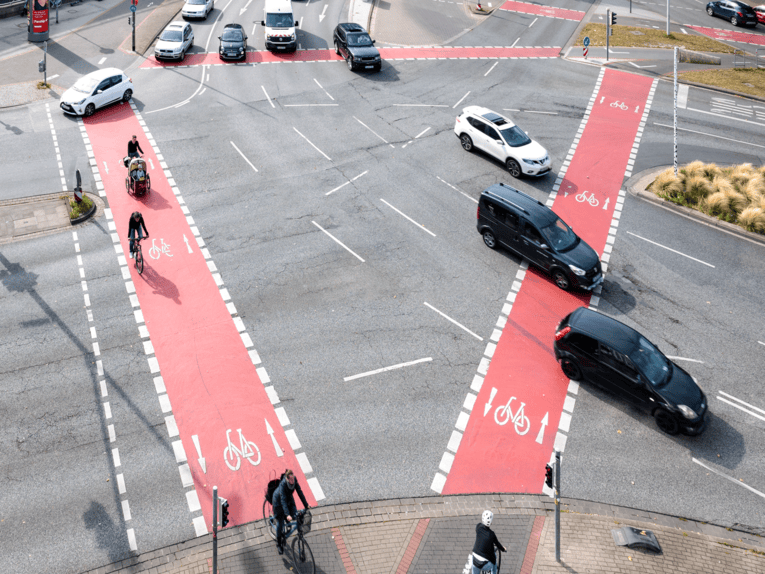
[706,0,758,26]
[333,23,381,72]
[477,183,602,291]
[554,308,708,435]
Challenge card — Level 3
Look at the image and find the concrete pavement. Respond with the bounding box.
[77,492,765,574]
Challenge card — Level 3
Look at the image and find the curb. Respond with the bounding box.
[626,166,765,246]
[66,193,98,224]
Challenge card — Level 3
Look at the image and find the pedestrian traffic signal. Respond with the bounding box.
[611,12,617,25]
[545,464,553,489]
[220,497,230,527]
[38,60,45,73]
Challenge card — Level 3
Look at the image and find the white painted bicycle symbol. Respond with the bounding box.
[148,238,173,260]
[575,190,599,207]
[494,396,531,435]
[223,428,261,471]
[610,100,628,110]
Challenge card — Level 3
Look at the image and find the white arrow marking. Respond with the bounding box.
[535,412,549,444]
[239,0,252,15]
[183,234,193,253]
[484,387,498,417]
[148,158,154,170]
[103,161,109,174]
[603,197,610,210]
[192,434,206,473]
[319,4,327,21]
[265,419,284,457]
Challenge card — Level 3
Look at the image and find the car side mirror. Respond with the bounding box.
[540,244,549,250]
[372,39,376,44]
[294,20,299,26]
[260,20,265,25]
[218,36,221,39]
[97,90,103,94]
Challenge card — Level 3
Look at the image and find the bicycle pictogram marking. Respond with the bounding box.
[494,396,531,435]
[148,237,173,260]
[223,428,261,471]
[610,100,628,110]
[575,190,599,207]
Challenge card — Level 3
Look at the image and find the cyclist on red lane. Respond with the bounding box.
[272,469,309,555]
[128,211,149,258]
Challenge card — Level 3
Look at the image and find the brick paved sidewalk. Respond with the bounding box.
[81,494,765,574]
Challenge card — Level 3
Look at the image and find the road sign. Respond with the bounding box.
[583,36,590,47]
[130,4,136,11]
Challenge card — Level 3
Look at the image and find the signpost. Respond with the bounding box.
[130,0,137,52]
[583,36,589,59]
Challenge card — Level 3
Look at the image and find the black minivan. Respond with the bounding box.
[554,307,708,435]
[477,183,602,291]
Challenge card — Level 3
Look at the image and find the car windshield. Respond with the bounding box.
[222,28,243,41]
[72,76,100,94]
[348,33,372,46]
[265,13,293,27]
[629,336,672,387]
[160,29,183,42]
[498,125,532,147]
[540,217,578,251]
[186,0,206,4]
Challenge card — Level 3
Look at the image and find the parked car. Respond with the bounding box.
[754,4,765,23]
[477,183,602,291]
[706,0,758,26]
[333,22,381,72]
[155,22,194,61]
[182,0,213,19]
[554,307,708,436]
[454,106,551,178]
[219,23,247,60]
[59,68,133,117]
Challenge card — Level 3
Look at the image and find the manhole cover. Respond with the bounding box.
[631,30,645,35]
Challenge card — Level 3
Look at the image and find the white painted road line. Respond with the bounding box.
[325,171,368,196]
[415,127,430,139]
[626,232,715,268]
[654,122,765,149]
[230,141,258,172]
[344,357,433,382]
[294,127,331,161]
[665,355,704,364]
[511,37,519,48]
[677,84,689,109]
[354,116,394,147]
[528,17,538,27]
[453,91,470,109]
[314,78,334,100]
[759,341,765,346]
[47,74,59,80]
[311,221,365,262]
[717,391,765,422]
[524,110,558,115]
[437,176,477,203]
[98,56,107,65]
[380,199,436,237]
[686,106,765,128]
[424,302,483,341]
[484,62,498,77]
[262,85,275,108]
[692,458,765,500]
[284,104,339,107]
[393,104,449,107]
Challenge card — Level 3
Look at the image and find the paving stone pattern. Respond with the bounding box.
[406,515,534,574]
[339,519,417,573]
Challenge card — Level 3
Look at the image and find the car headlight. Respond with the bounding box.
[72,98,86,106]
[290,34,296,41]
[239,47,244,52]
[677,405,698,419]
[568,265,585,276]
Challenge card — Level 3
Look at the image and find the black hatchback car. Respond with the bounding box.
[218,23,247,60]
[333,22,381,71]
[477,183,602,291]
[706,0,758,26]
[554,307,708,435]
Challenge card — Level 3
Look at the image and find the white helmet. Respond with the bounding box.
[482,510,493,527]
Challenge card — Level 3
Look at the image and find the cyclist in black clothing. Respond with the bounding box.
[472,510,506,574]
[127,135,144,159]
[272,469,309,555]
[128,211,149,258]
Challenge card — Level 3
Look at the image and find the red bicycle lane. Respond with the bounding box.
[499,0,585,21]
[442,69,655,495]
[83,103,316,530]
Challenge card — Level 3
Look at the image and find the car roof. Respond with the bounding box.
[83,68,124,80]
[481,183,557,226]
[568,308,641,354]
[223,23,243,28]
[166,21,187,29]
[461,106,517,129]
[338,22,366,33]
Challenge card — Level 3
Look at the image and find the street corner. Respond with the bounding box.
[0,79,64,109]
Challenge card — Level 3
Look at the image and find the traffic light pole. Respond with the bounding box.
[606,10,610,62]
[212,486,218,574]
[554,449,561,562]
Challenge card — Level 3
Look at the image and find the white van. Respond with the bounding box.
[261,0,298,52]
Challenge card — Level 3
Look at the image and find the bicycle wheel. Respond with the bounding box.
[290,536,315,574]
[135,247,144,274]
[262,499,277,541]
[496,549,502,573]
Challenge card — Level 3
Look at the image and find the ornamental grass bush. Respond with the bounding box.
[651,162,765,235]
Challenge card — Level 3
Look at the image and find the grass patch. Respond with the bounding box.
[575,23,735,52]
[650,163,765,235]
[678,68,765,98]
[69,194,94,219]
[36,81,51,90]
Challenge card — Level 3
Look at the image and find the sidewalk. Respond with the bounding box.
[79,493,765,574]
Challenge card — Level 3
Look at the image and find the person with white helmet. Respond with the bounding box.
[471,510,506,574]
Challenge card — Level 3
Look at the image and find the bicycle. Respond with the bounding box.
[461,548,502,574]
[262,502,315,574]
[132,237,144,274]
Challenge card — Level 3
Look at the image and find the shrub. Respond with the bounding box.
[701,163,722,180]
[70,195,94,219]
[680,160,705,181]
[741,176,764,204]
[653,169,684,198]
[705,191,730,216]
[738,207,765,233]
[683,175,711,204]
[723,188,747,214]
[729,164,755,189]
[710,175,734,196]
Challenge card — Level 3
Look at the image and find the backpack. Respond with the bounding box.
[265,473,285,503]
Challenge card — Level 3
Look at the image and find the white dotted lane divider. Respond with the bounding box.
[44,103,67,192]
[128,101,325,519]
[71,229,138,552]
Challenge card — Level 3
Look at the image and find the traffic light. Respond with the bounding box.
[220,497,230,527]
[611,12,617,25]
[545,464,553,489]
[38,60,45,73]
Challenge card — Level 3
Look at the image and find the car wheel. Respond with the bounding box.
[334,40,340,55]
[560,359,582,381]
[707,6,713,15]
[552,269,571,291]
[347,56,354,71]
[122,89,132,102]
[654,409,680,435]
[482,230,497,249]
[506,158,522,178]
[731,15,738,25]
[84,103,95,117]
[460,134,473,152]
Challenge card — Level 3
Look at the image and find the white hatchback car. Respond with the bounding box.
[155,22,194,60]
[59,68,133,117]
[454,106,552,178]
[182,0,213,19]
